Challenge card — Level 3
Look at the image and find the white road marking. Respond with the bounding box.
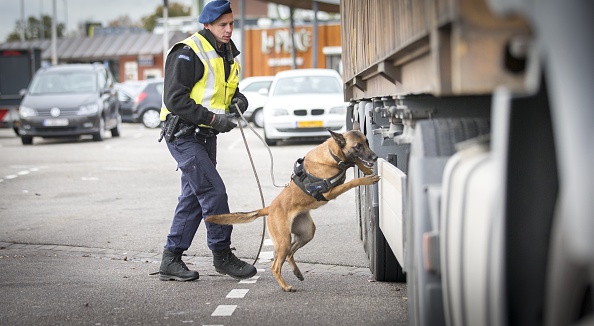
[239,275,260,284]
[2,167,40,183]
[226,289,249,298]
[211,305,237,316]
[263,238,273,246]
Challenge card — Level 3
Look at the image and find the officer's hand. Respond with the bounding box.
[230,97,248,114]
[211,114,237,133]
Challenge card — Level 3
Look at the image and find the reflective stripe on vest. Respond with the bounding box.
[160,33,241,122]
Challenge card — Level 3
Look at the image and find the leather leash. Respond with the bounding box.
[232,103,286,265]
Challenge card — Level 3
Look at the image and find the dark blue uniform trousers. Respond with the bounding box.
[164,134,233,253]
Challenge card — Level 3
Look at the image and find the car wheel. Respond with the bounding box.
[252,109,264,128]
[264,129,277,146]
[111,113,122,137]
[93,116,105,141]
[21,136,33,145]
[142,109,161,129]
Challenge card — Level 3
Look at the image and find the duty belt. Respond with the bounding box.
[177,119,217,138]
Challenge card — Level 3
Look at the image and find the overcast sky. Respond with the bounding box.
[1,0,196,42]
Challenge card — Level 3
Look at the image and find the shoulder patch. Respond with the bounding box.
[178,54,191,61]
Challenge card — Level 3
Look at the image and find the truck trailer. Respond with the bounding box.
[341,0,593,325]
[0,48,41,134]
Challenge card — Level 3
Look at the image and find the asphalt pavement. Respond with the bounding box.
[0,241,407,325]
[0,124,408,325]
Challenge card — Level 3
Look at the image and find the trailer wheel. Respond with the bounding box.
[407,118,489,326]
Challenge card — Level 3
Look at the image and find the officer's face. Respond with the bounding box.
[205,13,234,45]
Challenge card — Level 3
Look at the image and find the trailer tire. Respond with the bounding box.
[407,118,489,326]
[371,208,406,282]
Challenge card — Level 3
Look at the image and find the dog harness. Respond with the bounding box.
[292,146,355,201]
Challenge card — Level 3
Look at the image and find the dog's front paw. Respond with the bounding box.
[283,285,297,292]
[361,174,380,185]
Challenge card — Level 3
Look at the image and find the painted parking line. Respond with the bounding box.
[1,167,41,183]
[211,305,237,316]
[239,275,260,284]
[226,289,249,298]
[0,165,39,182]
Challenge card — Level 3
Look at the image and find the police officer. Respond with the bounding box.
[158,0,256,281]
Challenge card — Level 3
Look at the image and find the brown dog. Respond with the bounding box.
[205,130,380,292]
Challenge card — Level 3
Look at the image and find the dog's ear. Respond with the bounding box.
[328,129,347,148]
[352,120,361,131]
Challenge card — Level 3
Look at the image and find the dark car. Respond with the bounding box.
[18,63,121,145]
[116,79,163,128]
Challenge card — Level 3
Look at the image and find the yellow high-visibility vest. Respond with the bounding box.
[160,33,241,124]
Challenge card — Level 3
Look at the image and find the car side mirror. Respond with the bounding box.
[258,88,269,96]
[19,88,27,97]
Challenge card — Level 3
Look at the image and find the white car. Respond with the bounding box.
[262,69,346,146]
[238,76,273,128]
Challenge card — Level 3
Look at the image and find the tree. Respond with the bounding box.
[108,15,141,28]
[6,15,65,42]
[141,2,191,32]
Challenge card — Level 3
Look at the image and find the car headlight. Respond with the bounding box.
[19,105,37,118]
[329,106,346,114]
[272,108,289,116]
[77,103,100,115]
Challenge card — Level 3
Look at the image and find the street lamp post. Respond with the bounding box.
[163,0,169,71]
[51,0,57,65]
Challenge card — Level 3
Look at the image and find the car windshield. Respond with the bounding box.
[242,80,272,92]
[29,72,97,95]
[273,76,342,96]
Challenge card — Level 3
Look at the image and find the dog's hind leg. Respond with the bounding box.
[287,212,316,281]
[268,211,296,292]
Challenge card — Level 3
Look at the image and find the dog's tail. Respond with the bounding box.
[205,207,269,225]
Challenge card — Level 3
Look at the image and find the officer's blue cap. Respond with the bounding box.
[199,0,232,24]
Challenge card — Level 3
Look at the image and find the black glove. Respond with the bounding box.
[230,97,248,115]
[210,114,237,133]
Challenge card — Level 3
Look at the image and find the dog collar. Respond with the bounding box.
[327,145,354,170]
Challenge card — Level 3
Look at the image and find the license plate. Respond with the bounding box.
[43,118,69,126]
[297,120,323,128]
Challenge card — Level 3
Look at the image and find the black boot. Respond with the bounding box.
[159,250,199,281]
[212,248,257,280]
